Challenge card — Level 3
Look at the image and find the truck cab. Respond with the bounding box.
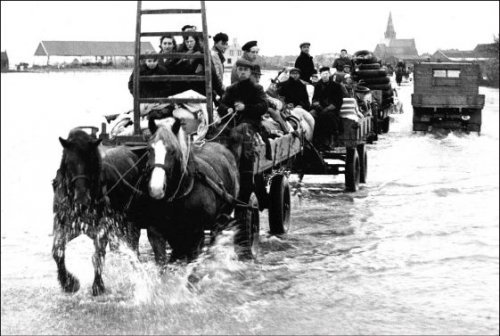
[411,62,484,133]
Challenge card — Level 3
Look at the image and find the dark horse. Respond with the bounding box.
[52,128,146,295]
[146,117,240,265]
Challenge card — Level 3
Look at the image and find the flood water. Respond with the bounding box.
[1,70,499,335]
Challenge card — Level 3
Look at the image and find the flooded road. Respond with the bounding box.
[1,71,498,334]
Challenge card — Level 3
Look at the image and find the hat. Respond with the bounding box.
[242,40,258,52]
[343,64,352,69]
[235,58,254,69]
[300,42,311,48]
[181,25,196,31]
[319,66,330,73]
[355,85,370,93]
[252,64,263,76]
[289,67,301,74]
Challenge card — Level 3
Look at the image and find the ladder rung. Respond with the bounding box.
[138,98,207,104]
[141,9,202,15]
[139,75,206,82]
[141,31,204,38]
[139,53,205,60]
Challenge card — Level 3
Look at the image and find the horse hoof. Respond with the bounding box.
[62,274,80,293]
[92,281,105,296]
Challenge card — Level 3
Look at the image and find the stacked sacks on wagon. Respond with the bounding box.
[352,50,394,111]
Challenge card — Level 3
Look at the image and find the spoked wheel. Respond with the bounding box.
[357,144,368,184]
[345,147,360,192]
[234,192,260,260]
[268,174,291,235]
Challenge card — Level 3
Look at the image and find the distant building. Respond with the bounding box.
[224,38,243,68]
[373,12,420,65]
[431,43,498,62]
[1,51,9,72]
[33,41,155,66]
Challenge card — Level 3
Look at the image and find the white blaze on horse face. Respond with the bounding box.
[149,139,167,199]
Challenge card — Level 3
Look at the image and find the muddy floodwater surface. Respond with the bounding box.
[1,70,499,335]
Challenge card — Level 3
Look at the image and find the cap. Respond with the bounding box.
[355,85,370,93]
[319,66,330,73]
[300,42,311,48]
[235,58,254,69]
[289,67,301,74]
[242,40,258,52]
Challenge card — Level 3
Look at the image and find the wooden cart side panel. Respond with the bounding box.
[254,134,302,173]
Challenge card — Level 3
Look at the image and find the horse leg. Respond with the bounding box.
[52,227,80,293]
[146,227,167,267]
[125,221,141,257]
[91,222,108,296]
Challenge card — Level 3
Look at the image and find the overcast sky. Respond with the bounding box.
[1,1,498,65]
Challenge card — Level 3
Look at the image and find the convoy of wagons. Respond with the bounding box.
[72,2,484,261]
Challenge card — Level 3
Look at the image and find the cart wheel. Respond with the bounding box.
[357,144,368,184]
[345,147,360,192]
[234,192,260,260]
[269,174,291,235]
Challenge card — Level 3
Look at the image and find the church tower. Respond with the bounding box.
[384,12,396,40]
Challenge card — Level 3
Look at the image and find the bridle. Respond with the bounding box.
[150,140,193,202]
[70,174,90,185]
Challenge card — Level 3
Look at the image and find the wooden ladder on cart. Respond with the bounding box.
[131,1,213,137]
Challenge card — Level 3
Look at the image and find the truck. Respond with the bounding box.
[412,62,485,133]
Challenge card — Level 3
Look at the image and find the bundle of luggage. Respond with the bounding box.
[107,90,210,140]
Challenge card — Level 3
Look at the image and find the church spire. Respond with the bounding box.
[385,12,396,39]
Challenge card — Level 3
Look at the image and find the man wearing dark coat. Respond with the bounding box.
[218,59,271,200]
[294,42,315,84]
[128,53,169,98]
[310,66,344,149]
[218,59,268,128]
[332,49,354,72]
[277,68,311,110]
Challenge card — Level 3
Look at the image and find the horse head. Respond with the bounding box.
[58,129,102,209]
[148,117,189,200]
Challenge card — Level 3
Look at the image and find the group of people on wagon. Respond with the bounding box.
[128,25,224,100]
[127,31,370,156]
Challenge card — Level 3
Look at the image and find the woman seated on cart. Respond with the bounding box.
[176,33,224,100]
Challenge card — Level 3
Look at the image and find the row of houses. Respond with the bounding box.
[31,38,243,68]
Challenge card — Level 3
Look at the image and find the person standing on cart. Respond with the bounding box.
[294,42,315,84]
[310,66,344,150]
[332,49,354,72]
[230,40,260,84]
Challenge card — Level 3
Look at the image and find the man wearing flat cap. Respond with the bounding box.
[231,40,260,84]
[219,58,268,129]
[294,42,315,84]
[218,58,272,175]
[332,49,354,73]
[277,67,311,110]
